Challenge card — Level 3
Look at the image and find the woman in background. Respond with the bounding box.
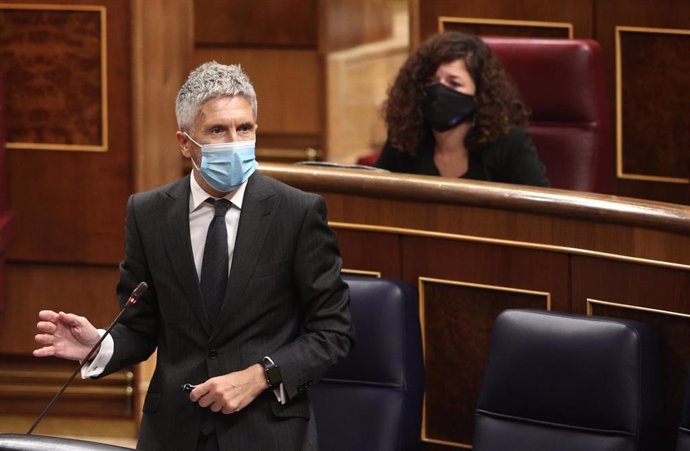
[376,31,550,187]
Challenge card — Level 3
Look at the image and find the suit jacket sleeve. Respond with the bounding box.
[101,193,159,375]
[269,194,354,400]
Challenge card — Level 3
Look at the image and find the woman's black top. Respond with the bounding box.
[375,126,550,187]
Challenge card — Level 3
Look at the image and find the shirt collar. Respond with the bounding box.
[189,171,247,213]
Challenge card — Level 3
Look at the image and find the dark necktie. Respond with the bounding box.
[201,198,231,324]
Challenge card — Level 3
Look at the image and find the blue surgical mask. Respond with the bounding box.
[185,133,257,192]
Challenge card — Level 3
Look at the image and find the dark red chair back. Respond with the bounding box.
[483,37,612,193]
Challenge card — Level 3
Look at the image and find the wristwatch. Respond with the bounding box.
[261,356,282,389]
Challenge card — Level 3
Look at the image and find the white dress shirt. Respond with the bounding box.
[188,171,245,280]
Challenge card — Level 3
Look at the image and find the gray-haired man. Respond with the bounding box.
[34,61,354,450]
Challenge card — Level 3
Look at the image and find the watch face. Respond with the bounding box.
[262,357,282,387]
[266,366,282,386]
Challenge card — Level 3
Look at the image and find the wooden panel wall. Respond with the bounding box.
[192,0,393,163]
[575,256,690,450]
[411,0,690,205]
[190,47,323,163]
[0,76,5,210]
[131,0,192,192]
[261,164,690,451]
[0,0,191,430]
[319,0,394,52]
[195,0,318,48]
[0,0,133,420]
[0,74,13,334]
[0,7,105,150]
[0,2,131,264]
[410,0,592,48]
[595,0,690,203]
[195,0,392,52]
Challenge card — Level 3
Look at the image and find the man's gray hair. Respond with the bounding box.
[175,61,257,132]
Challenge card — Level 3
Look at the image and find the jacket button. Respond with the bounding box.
[208,349,217,359]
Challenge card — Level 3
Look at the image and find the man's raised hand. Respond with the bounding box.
[34,310,100,362]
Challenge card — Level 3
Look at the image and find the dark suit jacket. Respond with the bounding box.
[101,173,354,450]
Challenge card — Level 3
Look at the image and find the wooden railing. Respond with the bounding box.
[260,163,690,450]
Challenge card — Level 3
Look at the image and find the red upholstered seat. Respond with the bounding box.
[483,37,611,193]
[356,151,381,167]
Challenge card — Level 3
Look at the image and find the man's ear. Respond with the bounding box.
[176,131,192,158]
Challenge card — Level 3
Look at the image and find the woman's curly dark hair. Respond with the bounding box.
[384,31,528,155]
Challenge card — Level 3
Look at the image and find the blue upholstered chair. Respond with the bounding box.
[473,309,664,451]
[311,275,425,451]
[677,371,690,451]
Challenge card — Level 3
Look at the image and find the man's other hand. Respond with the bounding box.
[190,364,268,414]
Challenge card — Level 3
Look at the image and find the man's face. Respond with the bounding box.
[177,95,257,166]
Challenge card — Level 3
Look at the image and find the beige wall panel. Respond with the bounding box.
[326,39,408,163]
[132,0,192,191]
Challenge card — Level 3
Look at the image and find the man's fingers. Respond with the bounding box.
[222,405,242,414]
[32,346,55,357]
[190,379,244,414]
[37,310,59,322]
[58,312,84,327]
[190,384,210,404]
[36,321,56,333]
[210,402,222,413]
[34,333,54,345]
[196,395,212,408]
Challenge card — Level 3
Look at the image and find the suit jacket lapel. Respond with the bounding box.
[211,173,277,339]
[162,176,211,335]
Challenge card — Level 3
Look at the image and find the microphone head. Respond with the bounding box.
[125,281,148,307]
[131,281,148,299]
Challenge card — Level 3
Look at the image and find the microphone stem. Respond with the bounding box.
[27,298,134,435]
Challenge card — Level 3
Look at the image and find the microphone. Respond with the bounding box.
[27,281,148,434]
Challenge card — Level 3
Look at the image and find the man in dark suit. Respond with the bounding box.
[33,62,354,450]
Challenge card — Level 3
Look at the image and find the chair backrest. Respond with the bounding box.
[311,275,425,451]
[473,309,663,451]
[483,37,612,194]
[677,370,690,451]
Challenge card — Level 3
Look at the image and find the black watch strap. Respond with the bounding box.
[261,356,282,389]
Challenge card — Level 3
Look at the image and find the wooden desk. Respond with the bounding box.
[260,163,690,450]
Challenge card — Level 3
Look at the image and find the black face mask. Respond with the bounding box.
[422,82,476,132]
